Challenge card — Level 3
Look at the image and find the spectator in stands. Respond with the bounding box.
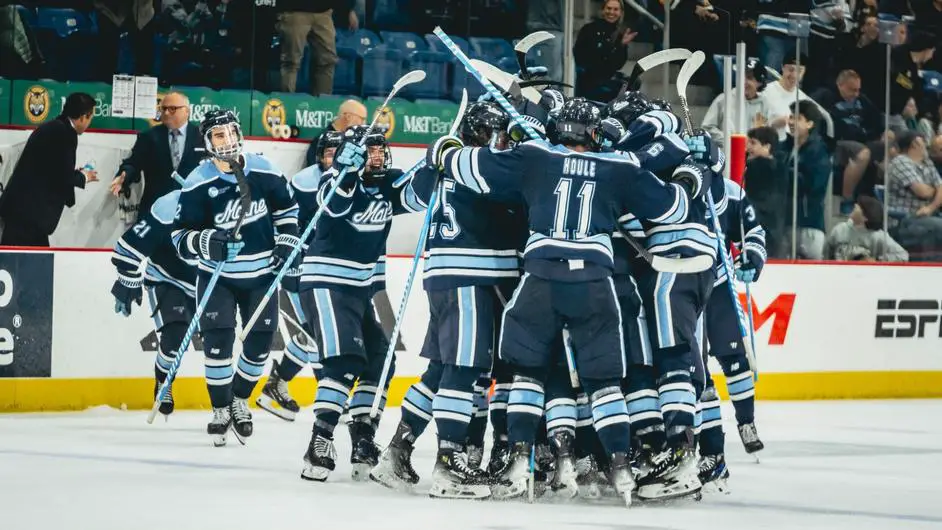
[887,32,936,128]
[763,52,835,142]
[931,134,942,173]
[0,93,99,247]
[811,69,882,211]
[0,5,43,79]
[780,100,831,259]
[842,13,884,106]
[888,130,942,260]
[853,0,878,20]
[109,91,202,220]
[754,0,810,72]
[702,59,784,147]
[917,93,942,141]
[825,196,909,261]
[278,0,358,96]
[525,0,565,82]
[573,0,638,102]
[159,0,244,88]
[94,0,156,79]
[745,125,789,258]
[806,0,852,92]
[304,98,366,167]
[250,0,280,92]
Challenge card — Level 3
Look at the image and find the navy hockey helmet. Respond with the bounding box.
[200,109,243,160]
[649,98,672,112]
[316,130,343,169]
[550,97,602,150]
[604,91,651,126]
[461,101,510,148]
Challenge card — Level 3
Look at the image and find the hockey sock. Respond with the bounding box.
[155,322,186,384]
[655,345,697,447]
[625,364,665,450]
[583,378,631,457]
[574,392,597,459]
[507,373,545,446]
[719,355,755,425]
[466,374,491,447]
[489,379,511,442]
[400,361,443,440]
[202,328,235,408]
[433,365,479,447]
[277,332,316,382]
[698,384,725,456]
[312,356,364,436]
[544,367,576,439]
[233,331,273,400]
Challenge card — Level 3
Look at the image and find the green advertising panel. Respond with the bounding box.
[249,92,347,139]
[170,85,253,128]
[0,78,10,125]
[365,98,458,145]
[9,79,144,131]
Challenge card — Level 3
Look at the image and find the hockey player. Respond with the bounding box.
[698,178,767,488]
[370,101,525,498]
[111,188,196,418]
[426,97,709,504]
[172,109,300,446]
[298,125,427,483]
[255,130,342,421]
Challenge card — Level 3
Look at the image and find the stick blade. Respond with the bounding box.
[470,59,541,104]
[514,30,555,53]
[650,254,714,274]
[394,69,427,90]
[677,51,706,95]
[636,48,692,71]
[449,88,469,136]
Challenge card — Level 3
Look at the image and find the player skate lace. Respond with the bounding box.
[161,387,173,404]
[739,423,759,443]
[212,408,229,424]
[231,400,251,423]
[314,435,337,460]
[272,378,292,402]
[698,455,718,473]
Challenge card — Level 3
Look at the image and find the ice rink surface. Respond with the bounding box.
[2,400,941,530]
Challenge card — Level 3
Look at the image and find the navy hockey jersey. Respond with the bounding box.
[713,178,767,286]
[410,164,527,291]
[172,153,299,289]
[441,141,694,282]
[299,167,424,294]
[112,190,196,297]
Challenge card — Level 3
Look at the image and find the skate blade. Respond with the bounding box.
[369,470,416,493]
[230,424,248,446]
[577,483,603,500]
[701,477,731,495]
[256,395,297,422]
[548,478,579,500]
[211,433,227,447]
[428,480,491,500]
[301,463,331,482]
[351,463,374,482]
[637,477,702,502]
[491,480,528,500]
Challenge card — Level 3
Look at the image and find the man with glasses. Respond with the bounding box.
[304,98,367,167]
[110,91,203,219]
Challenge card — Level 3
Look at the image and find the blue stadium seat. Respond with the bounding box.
[35,7,96,37]
[425,33,471,56]
[14,5,37,27]
[372,0,413,30]
[406,50,450,100]
[33,8,98,81]
[333,46,360,96]
[923,70,942,94]
[469,37,514,63]
[496,56,518,75]
[362,45,405,97]
[341,29,382,56]
[380,31,428,54]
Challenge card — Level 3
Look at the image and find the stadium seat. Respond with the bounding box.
[469,37,514,63]
[372,0,413,30]
[425,33,471,56]
[406,50,450,100]
[496,56,518,75]
[341,29,382,56]
[361,45,405,97]
[333,46,360,96]
[380,31,428,54]
[33,8,98,81]
[923,70,942,94]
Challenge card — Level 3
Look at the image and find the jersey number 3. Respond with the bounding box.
[553,178,595,238]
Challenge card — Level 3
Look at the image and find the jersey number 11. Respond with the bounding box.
[553,177,596,239]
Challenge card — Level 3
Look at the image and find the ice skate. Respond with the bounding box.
[229,398,252,444]
[547,431,578,499]
[301,432,337,482]
[486,437,512,479]
[429,444,492,500]
[256,370,299,421]
[738,422,765,460]
[153,381,174,418]
[636,446,702,502]
[466,444,484,470]
[608,452,636,507]
[349,419,381,481]
[370,424,420,491]
[206,407,231,447]
[491,442,533,500]
[698,453,730,494]
[575,455,603,499]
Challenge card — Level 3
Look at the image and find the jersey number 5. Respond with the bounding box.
[553,178,595,238]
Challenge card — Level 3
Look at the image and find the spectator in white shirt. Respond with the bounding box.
[702,58,785,146]
[763,51,835,142]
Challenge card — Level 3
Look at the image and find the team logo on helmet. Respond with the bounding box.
[262,98,287,135]
[371,105,395,139]
[24,85,50,124]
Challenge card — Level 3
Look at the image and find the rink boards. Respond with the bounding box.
[0,250,941,412]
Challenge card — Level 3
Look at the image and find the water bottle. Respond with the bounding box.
[82,159,96,172]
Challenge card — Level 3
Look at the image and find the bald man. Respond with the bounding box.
[111,91,203,218]
[304,99,367,167]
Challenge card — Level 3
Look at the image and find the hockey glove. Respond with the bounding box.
[272,234,303,292]
[427,135,464,171]
[519,65,549,79]
[599,117,627,149]
[507,115,546,143]
[538,88,566,116]
[333,140,367,174]
[735,245,767,283]
[111,279,142,317]
[198,229,245,262]
[684,131,725,173]
[671,162,706,200]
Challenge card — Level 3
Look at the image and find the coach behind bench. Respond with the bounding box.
[0,92,100,247]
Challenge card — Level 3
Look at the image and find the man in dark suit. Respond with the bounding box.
[109,91,203,218]
[0,92,100,247]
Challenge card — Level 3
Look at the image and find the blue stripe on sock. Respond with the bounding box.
[205,366,233,379]
[659,389,696,407]
[727,377,755,396]
[592,399,629,422]
[627,395,659,416]
[508,388,544,407]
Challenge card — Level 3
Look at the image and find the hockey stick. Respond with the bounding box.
[370,90,468,418]
[737,175,759,380]
[622,48,692,96]
[471,59,542,105]
[676,52,758,376]
[239,70,427,341]
[615,225,713,273]
[147,157,252,424]
[392,85,470,188]
[514,30,555,79]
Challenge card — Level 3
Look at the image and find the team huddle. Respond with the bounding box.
[110,55,768,507]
